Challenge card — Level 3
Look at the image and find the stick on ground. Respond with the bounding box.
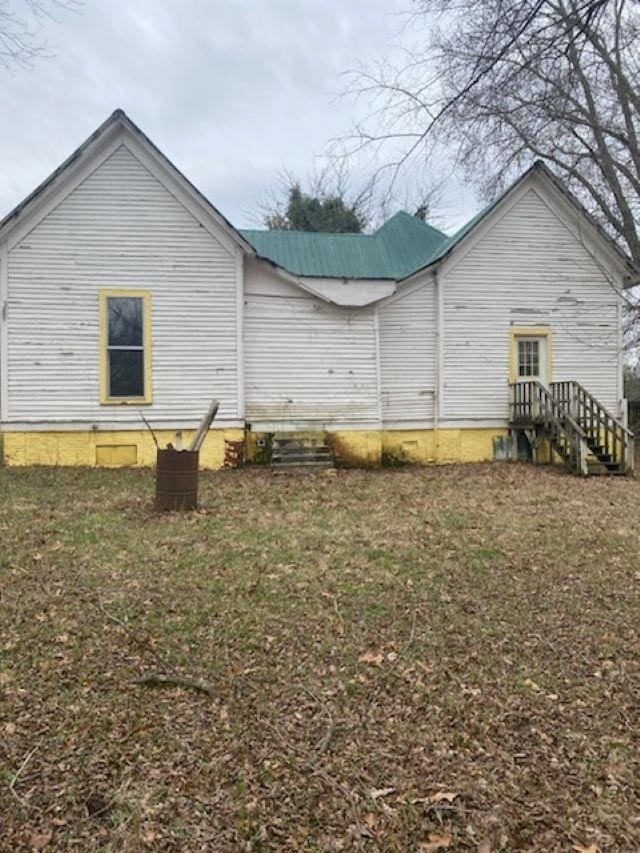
[133,672,215,697]
[9,746,38,808]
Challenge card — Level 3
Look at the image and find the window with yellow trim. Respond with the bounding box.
[99,290,152,404]
[508,327,552,385]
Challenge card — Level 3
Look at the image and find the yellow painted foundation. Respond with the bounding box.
[330,427,508,466]
[383,428,506,465]
[535,438,556,465]
[245,428,507,468]
[381,430,435,464]
[327,430,384,467]
[244,430,264,463]
[2,427,507,469]
[2,429,245,470]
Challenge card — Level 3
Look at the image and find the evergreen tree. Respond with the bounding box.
[266,183,365,233]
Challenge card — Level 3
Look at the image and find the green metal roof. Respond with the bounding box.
[240,161,638,283]
[240,211,448,280]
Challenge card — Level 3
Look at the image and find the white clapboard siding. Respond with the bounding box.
[378,280,436,424]
[244,263,379,425]
[441,187,621,419]
[7,144,239,424]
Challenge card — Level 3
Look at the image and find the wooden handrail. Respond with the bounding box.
[510,380,590,475]
[511,381,583,432]
[550,381,634,473]
[550,381,634,439]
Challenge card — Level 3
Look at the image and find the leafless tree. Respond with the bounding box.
[251,161,448,232]
[0,0,80,69]
[341,0,640,264]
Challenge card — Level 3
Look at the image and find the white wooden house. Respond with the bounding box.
[0,110,636,474]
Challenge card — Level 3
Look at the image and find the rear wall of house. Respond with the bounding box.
[378,278,436,426]
[244,260,380,428]
[440,185,622,423]
[4,143,241,431]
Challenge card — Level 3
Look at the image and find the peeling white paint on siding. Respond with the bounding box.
[440,187,621,419]
[378,281,436,425]
[244,262,379,425]
[6,145,240,424]
[4,160,625,434]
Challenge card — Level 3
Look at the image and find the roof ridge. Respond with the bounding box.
[241,210,449,241]
[375,209,448,239]
[240,227,375,238]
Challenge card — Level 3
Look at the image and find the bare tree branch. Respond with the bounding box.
[338,0,640,267]
[0,0,81,70]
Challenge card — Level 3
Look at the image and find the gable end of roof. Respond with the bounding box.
[399,160,638,285]
[0,109,255,256]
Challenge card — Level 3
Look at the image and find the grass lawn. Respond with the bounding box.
[1,462,640,851]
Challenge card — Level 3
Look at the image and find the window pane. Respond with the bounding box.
[108,297,143,346]
[518,341,527,376]
[518,339,540,377]
[108,349,144,397]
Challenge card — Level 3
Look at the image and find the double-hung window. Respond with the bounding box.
[99,290,152,404]
[517,338,540,378]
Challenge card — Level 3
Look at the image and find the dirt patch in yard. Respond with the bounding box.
[1,463,639,850]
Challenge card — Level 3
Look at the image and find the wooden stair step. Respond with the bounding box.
[273,437,326,447]
[270,432,334,471]
[271,460,335,473]
[272,445,330,455]
[511,379,633,477]
[272,453,332,464]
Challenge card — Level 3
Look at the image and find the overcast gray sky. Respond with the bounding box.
[0,0,478,232]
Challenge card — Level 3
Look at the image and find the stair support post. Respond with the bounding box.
[624,432,635,474]
[576,435,590,476]
[532,382,542,422]
[570,384,579,423]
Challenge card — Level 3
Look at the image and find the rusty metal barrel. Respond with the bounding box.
[155,448,199,511]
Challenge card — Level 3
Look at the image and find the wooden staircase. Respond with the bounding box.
[270,432,334,472]
[509,380,634,476]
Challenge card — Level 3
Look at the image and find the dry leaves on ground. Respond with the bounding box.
[1,463,639,849]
